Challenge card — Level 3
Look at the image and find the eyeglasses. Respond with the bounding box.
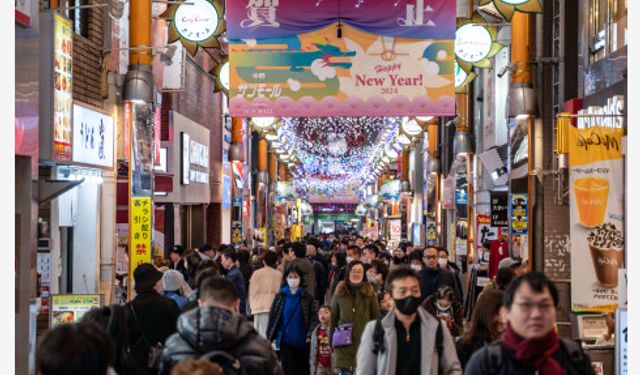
[514,301,556,313]
[423,255,437,260]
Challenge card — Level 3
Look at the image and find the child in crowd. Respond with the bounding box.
[310,305,332,375]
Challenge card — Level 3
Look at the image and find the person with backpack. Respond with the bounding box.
[465,272,596,375]
[159,276,284,375]
[356,266,462,375]
[266,264,319,375]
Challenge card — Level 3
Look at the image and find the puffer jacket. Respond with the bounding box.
[266,286,319,342]
[330,281,381,371]
[248,266,282,314]
[159,306,284,375]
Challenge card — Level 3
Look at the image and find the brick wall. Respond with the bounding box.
[72,1,104,108]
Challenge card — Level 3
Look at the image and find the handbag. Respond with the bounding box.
[129,304,164,369]
[331,323,353,347]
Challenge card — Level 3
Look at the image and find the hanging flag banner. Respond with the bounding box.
[226,0,456,40]
[229,25,454,117]
[130,197,152,279]
[569,126,625,313]
[511,193,528,235]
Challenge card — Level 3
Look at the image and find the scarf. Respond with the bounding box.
[502,322,566,375]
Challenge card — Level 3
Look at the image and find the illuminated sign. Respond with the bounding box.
[161,0,225,56]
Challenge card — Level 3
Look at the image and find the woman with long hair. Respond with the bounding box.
[266,264,319,375]
[455,289,506,370]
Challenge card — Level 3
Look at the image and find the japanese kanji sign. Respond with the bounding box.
[130,197,152,279]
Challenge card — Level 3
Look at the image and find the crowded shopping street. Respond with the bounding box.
[11,0,633,374]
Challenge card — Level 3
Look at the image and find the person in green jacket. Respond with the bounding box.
[330,260,381,375]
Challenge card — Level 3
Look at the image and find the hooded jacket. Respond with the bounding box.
[159,306,283,375]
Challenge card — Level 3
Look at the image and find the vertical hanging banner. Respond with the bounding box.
[511,193,528,235]
[569,126,625,312]
[227,0,456,117]
[130,197,152,279]
[53,14,73,161]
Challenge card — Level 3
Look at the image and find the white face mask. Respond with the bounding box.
[287,278,300,289]
[410,264,422,272]
[438,258,448,268]
[346,256,354,264]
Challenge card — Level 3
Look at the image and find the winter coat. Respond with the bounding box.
[419,267,460,303]
[455,337,487,371]
[239,262,254,295]
[226,266,248,314]
[309,324,332,375]
[421,294,464,338]
[125,291,180,375]
[266,286,319,343]
[162,291,187,310]
[248,266,282,314]
[355,307,462,375]
[287,257,317,297]
[329,281,381,371]
[465,338,596,375]
[159,306,284,375]
[310,258,328,302]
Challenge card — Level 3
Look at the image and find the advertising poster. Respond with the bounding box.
[569,126,625,312]
[227,0,456,117]
[130,197,152,279]
[72,104,115,168]
[511,193,528,235]
[442,176,455,209]
[476,214,499,248]
[276,181,296,202]
[426,221,436,242]
[50,294,101,328]
[378,180,401,202]
[389,219,402,243]
[222,175,231,209]
[490,191,508,227]
[53,14,73,161]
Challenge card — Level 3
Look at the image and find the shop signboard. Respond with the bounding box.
[50,294,101,329]
[569,126,625,312]
[490,191,508,227]
[130,197,152,279]
[162,0,225,56]
[442,176,455,209]
[227,0,456,117]
[222,175,231,209]
[426,221,436,242]
[53,14,73,161]
[476,214,499,248]
[16,0,31,27]
[232,221,242,245]
[72,104,114,168]
[511,193,528,235]
[181,132,210,185]
[389,219,402,243]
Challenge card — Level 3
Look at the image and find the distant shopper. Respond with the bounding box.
[127,263,180,375]
[419,247,459,303]
[266,265,319,375]
[169,245,188,280]
[465,272,596,375]
[330,260,381,374]
[421,285,464,337]
[162,270,190,309]
[286,241,317,297]
[310,305,333,375]
[455,290,506,370]
[238,248,255,294]
[37,322,115,375]
[249,251,283,338]
[356,266,462,375]
[160,277,283,375]
[221,248,248,315]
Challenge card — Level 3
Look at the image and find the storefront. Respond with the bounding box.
[154,111,211,251]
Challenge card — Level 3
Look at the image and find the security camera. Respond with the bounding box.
[497,66,510,78]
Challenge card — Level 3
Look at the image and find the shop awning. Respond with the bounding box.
[33,179,84,205]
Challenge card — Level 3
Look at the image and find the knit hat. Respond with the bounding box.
[133,263,163,292]
[162,269,185,292]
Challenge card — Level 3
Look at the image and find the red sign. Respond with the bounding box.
[442,177,455,209]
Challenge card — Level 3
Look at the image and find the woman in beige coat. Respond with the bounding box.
[249,251,283,338]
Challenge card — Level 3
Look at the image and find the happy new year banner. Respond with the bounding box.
[229,24,455,117]
[226,0,456,40]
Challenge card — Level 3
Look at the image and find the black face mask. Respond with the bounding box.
[394,295,421,315]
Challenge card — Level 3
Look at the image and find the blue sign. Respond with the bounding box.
[222,175,231,209]
[232,197,242,207]
[455,188,468,204]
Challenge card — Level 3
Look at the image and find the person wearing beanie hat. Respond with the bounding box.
[162,270,189,309]
[126,263,181,375]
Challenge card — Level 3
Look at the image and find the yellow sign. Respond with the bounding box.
[130,197,152,278]
[50,294,101,328]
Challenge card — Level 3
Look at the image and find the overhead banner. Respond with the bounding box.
[569,126,625,312]
[228,0,456,117]
[226,0,456,40]
[378,180,401,202]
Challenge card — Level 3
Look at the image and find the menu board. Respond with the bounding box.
[53,14,73,161]
[490,191,509,227]
[50,294,101,328]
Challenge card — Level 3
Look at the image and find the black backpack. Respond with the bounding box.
[199,350,242,375]
[484,337,588,375]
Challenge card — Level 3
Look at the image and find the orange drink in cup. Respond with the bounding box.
[573,177,609,227]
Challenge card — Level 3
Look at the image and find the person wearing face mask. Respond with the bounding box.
[437,248,465,305]
[266,265,319,375]
[407,252,424,273]
[421,286,464,337]
[419,247,460,304]
[356,267,462,375]
[330,260,381,375]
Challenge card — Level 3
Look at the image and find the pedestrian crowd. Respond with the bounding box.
[37,235,597,375]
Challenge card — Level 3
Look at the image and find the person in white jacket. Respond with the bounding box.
[356,266,462,375]
[249,250,283,338]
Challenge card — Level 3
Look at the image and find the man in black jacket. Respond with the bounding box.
[160,277,283,375]
[419,246,460,303]
[465,272,595,375]
[126,263,181,375]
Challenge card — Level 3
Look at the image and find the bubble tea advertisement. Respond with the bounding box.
[569,125,625,312]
